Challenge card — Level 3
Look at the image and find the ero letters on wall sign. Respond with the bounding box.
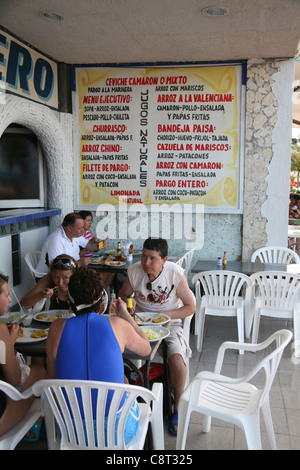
[0,27,58,110]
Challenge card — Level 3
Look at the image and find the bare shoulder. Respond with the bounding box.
[48,318,67,337]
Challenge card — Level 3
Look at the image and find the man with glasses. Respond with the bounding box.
[35,213,106,281]
[119,237,195,436]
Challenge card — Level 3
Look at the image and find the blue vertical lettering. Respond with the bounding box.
[0,33,8,82]
[34,58,54,101]
[6,40,33,94]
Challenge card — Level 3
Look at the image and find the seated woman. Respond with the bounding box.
[21,255,78,311]
[0,273,48,438]
[46,267,151,445]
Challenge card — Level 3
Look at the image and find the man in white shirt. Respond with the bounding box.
[35,213,105,279]
[119,237,195,436]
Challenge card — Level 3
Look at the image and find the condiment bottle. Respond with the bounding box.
[127,247,133,262]
[127,297,135,319]
[223,251,227,267]
[109,289,116,314]
[217,257,222,267]
[116,241,122,261]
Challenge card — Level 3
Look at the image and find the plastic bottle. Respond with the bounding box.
[109,289,116,314]
[127,247,133,262]
[217,257,222,267]
[127,297,135,319]
[223,251,227,267]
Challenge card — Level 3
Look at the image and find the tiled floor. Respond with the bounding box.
[164,315,300,451]
[16,315,300,450]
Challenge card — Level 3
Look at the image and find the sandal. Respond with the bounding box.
[23,420,42,442]
[169,411,178,436]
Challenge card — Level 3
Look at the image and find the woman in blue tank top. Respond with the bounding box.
[46,267,151,446]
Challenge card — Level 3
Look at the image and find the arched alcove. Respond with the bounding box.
[0,94,74,229]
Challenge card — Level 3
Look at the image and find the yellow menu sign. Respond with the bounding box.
[73,64,244,212]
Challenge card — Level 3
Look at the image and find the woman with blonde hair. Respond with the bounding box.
[21,254,78,311]
[0,273,47,438]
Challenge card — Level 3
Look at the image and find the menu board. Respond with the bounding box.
[72,64,244,212]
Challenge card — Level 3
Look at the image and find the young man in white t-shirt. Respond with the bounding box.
[119,237,195,435]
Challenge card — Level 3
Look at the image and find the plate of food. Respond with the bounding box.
[135,312,171,327]
[132,250,141,255]
[34,310,73,323]
[16,327,48,343]
[140,325,170,343]
[0,312,23,324]
[90,255,112,264]
[90,257,105,264]
[104,261,126,267]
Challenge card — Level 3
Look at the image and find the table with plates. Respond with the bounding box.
[89,249,142,272]
[88,251,142,295]
[13,309,170,390]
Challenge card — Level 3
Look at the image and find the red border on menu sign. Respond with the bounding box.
[73,64,245,213]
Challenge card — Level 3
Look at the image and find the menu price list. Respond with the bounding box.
[75,66,241,208]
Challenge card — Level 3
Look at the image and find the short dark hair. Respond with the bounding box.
[143,238,168,258]
[0,273,8,294]
[78,210,93,220]
[62,213,83,227]
[68,267,104,315]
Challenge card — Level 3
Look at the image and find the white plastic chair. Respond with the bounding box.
[182,313,194,386]
[176,329,292,450]
[32,379,164,450]
[176,248,196,284]
[25,251,48,280]
[192,270,252,353]
[0,381,41,450]
[176,289,195,386]
[251,246,300,264]
[250,271,300,354]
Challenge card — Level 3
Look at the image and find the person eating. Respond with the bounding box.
[119,237,195,436]
[46,266,151,445]
[21,254,78,311]
[0,273,47,439]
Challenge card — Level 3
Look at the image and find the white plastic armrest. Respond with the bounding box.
[151,382,163,407]
[214,340,262,374]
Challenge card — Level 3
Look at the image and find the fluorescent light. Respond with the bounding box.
[202,6,229,16]
[39,11,64,21]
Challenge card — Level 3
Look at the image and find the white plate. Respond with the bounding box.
[105,261,126,267]
[132,250,141,255]
[136,312,171,327]
[34,310,73,323]
[90,255,113,264]
[140,325,170,343]
[90,257,106,264]
[16,328,48,343]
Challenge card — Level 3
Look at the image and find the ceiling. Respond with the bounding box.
[0,0,299,65]
[1,0,300,126]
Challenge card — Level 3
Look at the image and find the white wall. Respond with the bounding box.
[0,226,49,309]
